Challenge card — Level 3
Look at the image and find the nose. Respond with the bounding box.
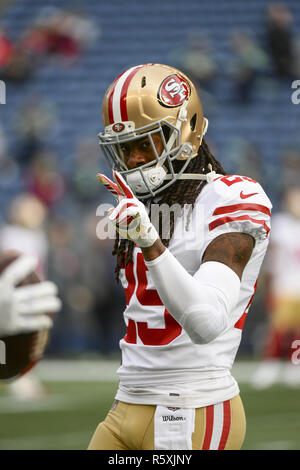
[127,148,147,169]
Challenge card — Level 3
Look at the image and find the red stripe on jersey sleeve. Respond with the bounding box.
[234,312,247,330]
[234,279,258,330]
[209,215,270,236]
[213,203,271,217]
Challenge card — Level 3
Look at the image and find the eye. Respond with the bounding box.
[120,144,130,155]
[139,140,151,151]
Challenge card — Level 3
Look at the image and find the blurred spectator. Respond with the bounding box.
[20,7,99,65]
[71,138,103,204]
[26,151,66,208]
[0,124,7,161]
[167,32,218,114]
[0,44,34,83]
[0,193,52,399]
[0,27,13,68]
[252,186,300,388]
[46,208,125,355]
[224,137,263,182]
[10,96,65,208]
[228,31,270,103]
[80,212,125,354]
[0,25,34,84]
[0,193,49,277]
[46,214,84,353]
[1,7,99,82]
[0,125,20,194]
[266,3,296,78]
[279,146,300,191]
[169,32,218,91]
[13,96,58,168]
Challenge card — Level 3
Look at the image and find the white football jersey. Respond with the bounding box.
[266,212,300,297]
[115,174,272,407]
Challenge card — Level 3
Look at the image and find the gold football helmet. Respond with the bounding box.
[98,63,209,198]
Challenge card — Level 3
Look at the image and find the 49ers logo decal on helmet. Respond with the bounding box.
[112,122,125,133]
[158,74,191,108]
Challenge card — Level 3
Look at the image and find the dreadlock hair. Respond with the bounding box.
[112,138,226,282]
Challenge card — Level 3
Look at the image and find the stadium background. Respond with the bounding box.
[0,0,299,450]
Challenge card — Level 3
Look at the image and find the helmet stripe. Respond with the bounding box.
[119,65,144,121]
[107,70,124,124]
[108,78,118,124]
[109,65,144,124]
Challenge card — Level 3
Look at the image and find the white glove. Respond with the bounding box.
[0,255,62,337]
[97,170,159,248]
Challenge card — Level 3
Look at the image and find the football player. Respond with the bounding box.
[88,63,272,450]
[0,254,61,337]
[252,186,300,388]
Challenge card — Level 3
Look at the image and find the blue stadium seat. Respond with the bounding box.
[0,0,299,193]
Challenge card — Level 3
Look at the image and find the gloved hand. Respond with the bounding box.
[97,170,159,248]
[0,255,62,337]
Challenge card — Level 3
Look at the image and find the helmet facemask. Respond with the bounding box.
[98,64,210,199]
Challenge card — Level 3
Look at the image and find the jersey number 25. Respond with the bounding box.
[121,253,182,346]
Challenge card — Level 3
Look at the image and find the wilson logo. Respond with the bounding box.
[162,415,185,422]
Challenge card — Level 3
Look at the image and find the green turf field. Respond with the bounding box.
[0,362,299,450]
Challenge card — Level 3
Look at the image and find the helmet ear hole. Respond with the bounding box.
[141,76,146,88]
[162,125,170,140]
[190,113,197,131]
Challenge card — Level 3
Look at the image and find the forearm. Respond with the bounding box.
[141,238,166,261]
[144,249,241,344]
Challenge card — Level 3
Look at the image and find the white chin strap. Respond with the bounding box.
[126,166,167,194]
[126,110,211,195]
[126,164,216,195]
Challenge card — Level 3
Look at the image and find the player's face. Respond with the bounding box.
[119,133,164,169]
